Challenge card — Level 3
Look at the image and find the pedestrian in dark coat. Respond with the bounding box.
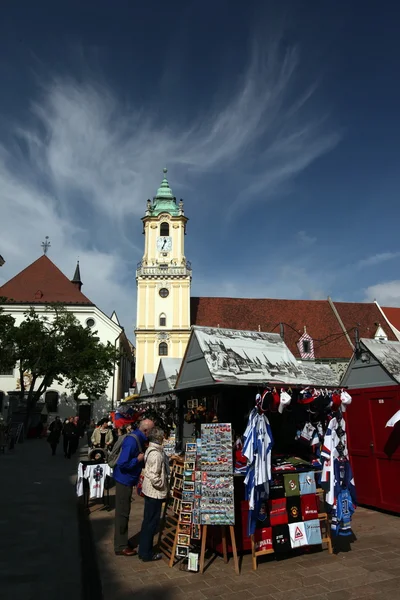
[47,417,62,456]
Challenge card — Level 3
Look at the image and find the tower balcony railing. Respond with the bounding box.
[136,260,192,278]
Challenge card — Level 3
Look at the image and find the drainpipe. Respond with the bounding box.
[111,330,123,412]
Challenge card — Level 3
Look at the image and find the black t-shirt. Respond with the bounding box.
[272,524,291,553]
[100,431,107,448]
[269,473,285,499]
[286,496,302,524]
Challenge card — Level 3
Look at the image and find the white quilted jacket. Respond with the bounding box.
[142,442,169,500]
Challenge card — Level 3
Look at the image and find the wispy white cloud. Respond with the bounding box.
[297,230,317,246]
[357,252,400,269]
[0,30,340,330]
[364,280,400,306]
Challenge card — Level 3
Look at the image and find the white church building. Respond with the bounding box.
[0,254,134,424]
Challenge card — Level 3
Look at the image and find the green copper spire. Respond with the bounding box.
[155,168,174,199]
[147,168,181,217]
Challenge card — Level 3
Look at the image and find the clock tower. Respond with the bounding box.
[135,169,192,385]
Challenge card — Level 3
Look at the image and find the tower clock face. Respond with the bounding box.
[157,236,172,252]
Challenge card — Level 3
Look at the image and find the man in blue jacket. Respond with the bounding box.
[114,418,155,556]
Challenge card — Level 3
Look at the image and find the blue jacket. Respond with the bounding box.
[113,430,147,487]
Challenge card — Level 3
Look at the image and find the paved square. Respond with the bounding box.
[90,483,400,600]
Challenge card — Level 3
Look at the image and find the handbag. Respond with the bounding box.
[136,471,145,497]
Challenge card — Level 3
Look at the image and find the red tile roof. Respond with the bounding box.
[0,256,93,305]
[333,302,397,344]
[190,297,352,359]
[380,306,400,332]
[190,297,398,360]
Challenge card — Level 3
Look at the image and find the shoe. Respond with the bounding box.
[115,547,138,557]
[140,553,163,562]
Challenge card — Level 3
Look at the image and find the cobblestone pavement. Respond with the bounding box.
[2,438,400,600]
[0,437,82,600]
[90,484,400,600]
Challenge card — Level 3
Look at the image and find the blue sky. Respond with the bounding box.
[1,0,400,334]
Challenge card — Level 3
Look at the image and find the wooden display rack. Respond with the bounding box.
[250,487,333,570]
[199,524,240,575]
[158,457,185,567]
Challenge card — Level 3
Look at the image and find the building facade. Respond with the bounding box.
[135,169,192,384]
[0,256,134,423]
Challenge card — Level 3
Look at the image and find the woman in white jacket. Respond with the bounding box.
[139,427,169,562]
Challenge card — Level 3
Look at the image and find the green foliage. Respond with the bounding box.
[0,304,120,417]
[0,307,16,373]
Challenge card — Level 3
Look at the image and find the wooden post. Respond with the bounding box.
[229,526,240,575]
[221,526,228,563]
[199,525,208,574]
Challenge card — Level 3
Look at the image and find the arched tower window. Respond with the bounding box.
[159,313,166,327]
[160,222,169,236]
[159,342,168,356]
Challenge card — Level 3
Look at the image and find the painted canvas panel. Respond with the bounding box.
[193,326,339,386]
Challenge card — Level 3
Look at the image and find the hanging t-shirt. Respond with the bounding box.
[272,524,291,553]
[304,519,322,545]
[269,473,285,499]
[299,472,317,496]
[289,522,307,548]
[268,498,288,526]
[300,494,319,521]
[284,473,300,497]
[286,496,302,524]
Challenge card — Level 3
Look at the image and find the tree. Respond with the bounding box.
[0,304,120,426]
[0,307,17,374]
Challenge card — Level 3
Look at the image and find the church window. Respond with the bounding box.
[302,340,311,353]
[159,342,168,356]
[159,314,166,327]
[160,222,169,236]
[86,318,95,328]
[159,288,169,298]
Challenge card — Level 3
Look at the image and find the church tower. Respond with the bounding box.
[135,169,192,385]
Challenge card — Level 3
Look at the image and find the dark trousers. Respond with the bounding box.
[139,496,162,560]
[50,442,58,456]
[70,436,79,455]
[114,481,133,551]
[63,436,72,458]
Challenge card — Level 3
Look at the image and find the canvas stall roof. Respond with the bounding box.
[153,358,182,395]
[360,338,400,384]
[175,326,340,391]
[139,373,156,397]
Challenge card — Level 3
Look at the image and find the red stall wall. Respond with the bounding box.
[346,386,400,513]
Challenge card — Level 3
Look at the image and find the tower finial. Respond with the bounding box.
[41,236,51,255]
[163,167,167,174]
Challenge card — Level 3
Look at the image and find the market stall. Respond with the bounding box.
[340,338,400,513]
[139,373,156,397]
[167,326,356,568]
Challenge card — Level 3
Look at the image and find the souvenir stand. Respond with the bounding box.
[170,326,356,571]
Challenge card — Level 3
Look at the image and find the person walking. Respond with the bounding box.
[113,419,155,556]
[62,417,77,459]
[70,416,81,455]
[138,427,169,562]
[47,417,62,456]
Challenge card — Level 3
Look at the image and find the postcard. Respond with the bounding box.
[176,545,189,557]
[177,533,190,546]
